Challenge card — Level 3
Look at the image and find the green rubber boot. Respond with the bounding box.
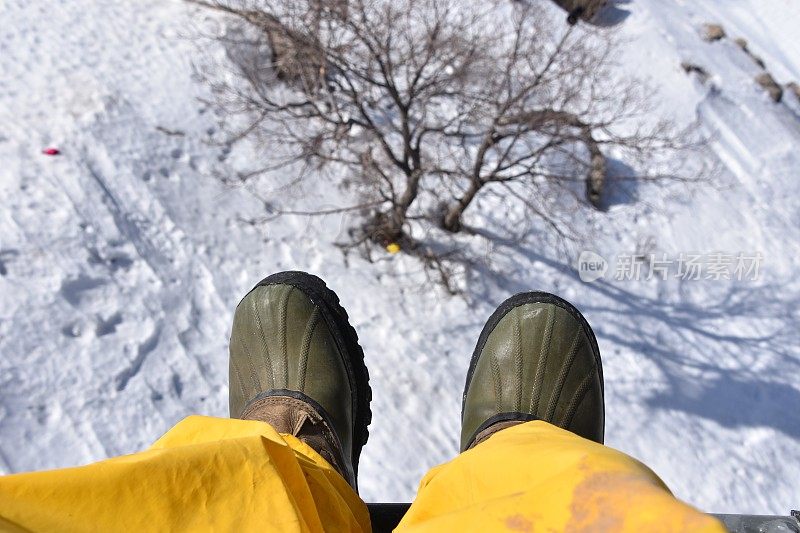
[228,271,371,490]
[461,292,604,451]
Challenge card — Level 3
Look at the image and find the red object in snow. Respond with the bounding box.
[42,148,60,156]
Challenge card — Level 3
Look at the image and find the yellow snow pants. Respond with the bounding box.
[0,416,725,532]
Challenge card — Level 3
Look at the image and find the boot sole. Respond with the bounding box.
[462,291,604,414]
[242,271,372,480]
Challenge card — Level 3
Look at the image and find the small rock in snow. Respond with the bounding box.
[755,72,783,103]
[701,23,726,42]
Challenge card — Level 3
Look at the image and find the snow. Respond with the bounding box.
[1,0,799,516]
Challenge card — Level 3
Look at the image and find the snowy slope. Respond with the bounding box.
[1,0,799,515]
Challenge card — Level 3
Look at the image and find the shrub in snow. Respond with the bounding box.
[548,0,609,25]
[190,0,695,288]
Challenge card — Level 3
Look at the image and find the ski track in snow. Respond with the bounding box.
[1,0,799,514]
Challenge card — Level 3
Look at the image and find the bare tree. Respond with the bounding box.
[190,0,687,252]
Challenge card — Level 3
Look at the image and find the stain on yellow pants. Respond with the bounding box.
[0,417,724,532]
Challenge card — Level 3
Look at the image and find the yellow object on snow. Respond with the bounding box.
[0,417,724,532]
[386,243,401,254]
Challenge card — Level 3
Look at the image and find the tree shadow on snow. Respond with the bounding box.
[460,228,800,439]
[599,157,640,209]
[590,0,633,28]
